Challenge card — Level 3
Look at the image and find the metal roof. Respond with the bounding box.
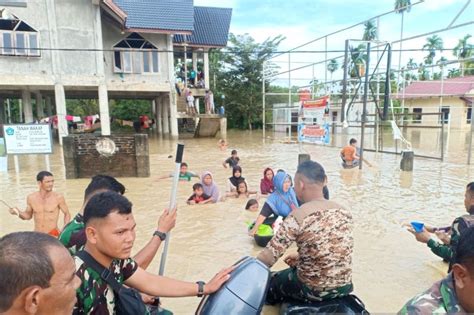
[396,76,474,99]
[113,0,194,32]
[174,6,232,47]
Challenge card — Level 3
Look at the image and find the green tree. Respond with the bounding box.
[362,19,377,41]
[109,99,152,121]
[448,68,461,78]
[327,59,339,92]
[423,35,443,65]
[219,33,284,130]
[66,99,99,117]
[395,0,411,90]
[453,34,473,76]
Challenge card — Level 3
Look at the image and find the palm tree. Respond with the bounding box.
[406,58,417,70]
[327,59,339,80]
[423,35,443,78]
[448,68,461,78]
[362,19,377,41]
[453,34,473,76]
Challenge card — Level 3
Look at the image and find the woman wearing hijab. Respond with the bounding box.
[200,171,220,203]
[249,170,298,236]
[260,167,275,195]
[227,166,245,192]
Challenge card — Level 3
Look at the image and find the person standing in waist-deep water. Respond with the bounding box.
[260,167,275,195]
[200,171,220,203]
[257,161,354,304]
[9,171,71,237]
[227,166,246,192]
[0,232,81,315]
[249,170,298,236]
[223,149,240,169]
[340,138,360,167]
[399,226,474,314]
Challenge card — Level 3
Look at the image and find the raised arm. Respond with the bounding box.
[11,197,34,220]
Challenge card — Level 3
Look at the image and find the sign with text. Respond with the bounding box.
[298,96,330,145]
[3,124,52,154]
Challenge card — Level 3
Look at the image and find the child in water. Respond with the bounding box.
[187,183,212,205]
[218,139,228,151]
[227,180,258,199]
[223,149,240,168]
[245,199,259,212]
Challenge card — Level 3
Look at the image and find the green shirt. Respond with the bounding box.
[59,213,86,255]
[427,214,474,264]
[73,255,138,315]
[398,273,465,314]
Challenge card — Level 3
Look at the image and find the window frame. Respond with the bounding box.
[467,107,472,124]
[112,34,159,75]
[412,108,422,124]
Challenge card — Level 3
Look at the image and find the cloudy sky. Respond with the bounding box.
[194,0,473,87]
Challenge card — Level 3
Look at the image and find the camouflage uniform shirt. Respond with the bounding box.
[257,199,353,290]
[398,273,466,314]
[59,213,86,255]
[428,214,474,263]
[73,255,138,314]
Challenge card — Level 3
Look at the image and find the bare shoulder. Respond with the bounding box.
[53,191,65,200]
[27,192,40,201]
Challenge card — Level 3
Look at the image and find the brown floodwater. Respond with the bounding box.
[1,128,473,313]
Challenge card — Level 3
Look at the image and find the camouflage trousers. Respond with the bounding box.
[265,267,353,305]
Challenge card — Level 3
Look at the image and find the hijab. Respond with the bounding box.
[265,170,298,217]
[200,171,220,202]
[229,166,244,187]
[260,167,274,194]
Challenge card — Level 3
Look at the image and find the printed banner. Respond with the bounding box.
[3,124,53,154]
[298,95,330,144]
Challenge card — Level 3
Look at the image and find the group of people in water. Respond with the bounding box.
[1,143,474,315]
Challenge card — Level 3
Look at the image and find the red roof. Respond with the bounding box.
[395,76,474,99]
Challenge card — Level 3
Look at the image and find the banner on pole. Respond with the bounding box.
[298,95,330,145]
[3,124,53,154]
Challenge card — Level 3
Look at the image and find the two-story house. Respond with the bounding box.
[0,0,231,143]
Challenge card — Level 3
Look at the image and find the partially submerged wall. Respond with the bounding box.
[63,134,149,179]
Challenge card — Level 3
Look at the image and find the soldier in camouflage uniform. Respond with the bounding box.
[399,227,474,314]
[408,182,474,267]
[257,161,354,304]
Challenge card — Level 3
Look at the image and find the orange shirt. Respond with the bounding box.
[341,145,356,161]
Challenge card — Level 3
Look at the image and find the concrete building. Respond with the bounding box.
[397,76,474,129]
[0,0,231,142]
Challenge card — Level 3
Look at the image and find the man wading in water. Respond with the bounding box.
[257,160,354,304]
[9,171,71,237]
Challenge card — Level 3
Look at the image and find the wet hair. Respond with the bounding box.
[466,182,474,214]
[0,232,63,312]
[237,180,248,194]
[36,171,53,182]
[245,199,258,210]
[231,149,237,155]
[84,175,126,201]
[296,160,327,184]
[83,191,132,226]
[453,226,474,275]
[323,186,330,200]
[349,138,357,145]
[181,162,188,168]
[193,183,203,191]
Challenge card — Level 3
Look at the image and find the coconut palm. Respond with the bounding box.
[423,35,443,62]
[362,19,377,41]
[453,34,473,76]
[327,59,339,80]
[406,58,417,70]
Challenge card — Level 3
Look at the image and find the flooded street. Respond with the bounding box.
[1,129,473,313]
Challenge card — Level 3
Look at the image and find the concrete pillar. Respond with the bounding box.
[0,98,5,124]
[54,84,68,145]
[162,96,169,134]
[98,84,111,136]
[192,51,197,71]
[195,97,200,114]
[22,90,33,123]
[155,97,162,134]
[135,134,150,177]
[220,117,227,139]
[168,93,178,137]
[35,92,44,119]
[45,96,53,117]
[204,51,210,89]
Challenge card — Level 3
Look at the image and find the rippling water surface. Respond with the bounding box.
[1,128,473,313]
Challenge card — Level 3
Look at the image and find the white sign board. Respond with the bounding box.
[3,124,52,154]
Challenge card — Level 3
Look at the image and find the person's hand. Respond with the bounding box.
[204,266,235,295]
[157,208,177,234]
[407,227,432,244]
[284,253,299,267]
[140,293,157,304]
[9,207,19,216]
[248,227,256,237]
[435,230,451,245]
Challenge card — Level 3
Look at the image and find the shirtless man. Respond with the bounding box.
[9,171,70,237]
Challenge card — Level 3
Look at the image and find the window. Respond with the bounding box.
[440,106,450,124]
[113,33,159,74]
[413,108,422,123]
[0,11,40,57]
[467,107,472,124]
